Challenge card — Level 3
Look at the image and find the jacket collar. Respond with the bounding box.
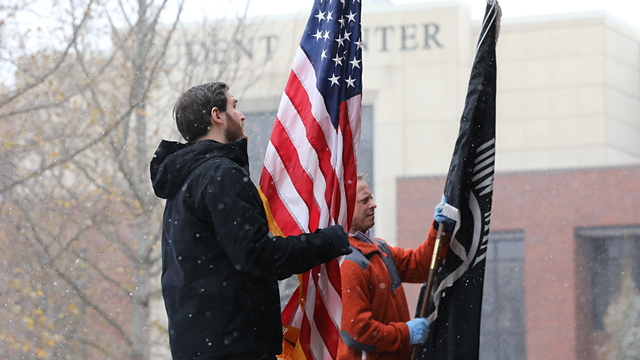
[150,137,249,199]
[348,231,380,256]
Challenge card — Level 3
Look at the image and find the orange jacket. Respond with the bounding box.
[337,223,449,360]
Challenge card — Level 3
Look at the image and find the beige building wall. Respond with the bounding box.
[498,13,640,173]
[158,1,640,245]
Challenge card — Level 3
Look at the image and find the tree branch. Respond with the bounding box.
[0,0,95,108]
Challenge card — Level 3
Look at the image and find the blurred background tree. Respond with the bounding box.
[0,0,260,358]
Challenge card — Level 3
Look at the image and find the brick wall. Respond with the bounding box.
[396,166,640,360]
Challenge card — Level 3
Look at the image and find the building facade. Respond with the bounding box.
[157,1,640,359]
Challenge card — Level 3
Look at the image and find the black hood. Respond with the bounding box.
[150,138,250,199]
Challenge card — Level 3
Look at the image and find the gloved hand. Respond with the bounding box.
[319,225,352,256]
[406,317,430,345]
[434,195,456,231]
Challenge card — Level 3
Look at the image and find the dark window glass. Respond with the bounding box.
[480,230,527,360]
[358,105,374,192]
[576,226,640,331]
[244,110,277,185]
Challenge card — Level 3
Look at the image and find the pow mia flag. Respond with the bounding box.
[416,1,501,359]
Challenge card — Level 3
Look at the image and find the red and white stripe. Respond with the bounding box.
[260,47,361,360]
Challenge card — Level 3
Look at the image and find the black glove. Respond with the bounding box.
[318,225,352,256]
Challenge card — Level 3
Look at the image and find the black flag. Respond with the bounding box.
[417,1,500,359]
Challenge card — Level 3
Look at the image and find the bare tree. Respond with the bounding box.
[1,0,186,357]
[0,0,283,357]
[0,0,275,357]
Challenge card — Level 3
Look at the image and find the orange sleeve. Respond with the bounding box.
[391,221,450,283]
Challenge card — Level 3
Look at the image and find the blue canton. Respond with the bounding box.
[299,0,363,129]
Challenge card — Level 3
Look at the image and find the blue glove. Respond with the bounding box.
[434,195,456,231]
[406,317,430,345]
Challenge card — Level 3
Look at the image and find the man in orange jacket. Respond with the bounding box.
[337,175,455,360]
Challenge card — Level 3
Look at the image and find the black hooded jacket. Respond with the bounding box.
[150,138,350,360]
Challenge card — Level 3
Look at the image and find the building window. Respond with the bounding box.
[480,230,527,360]
[358,105,374,191]
[576,226,640,331]
[244,110,278,184]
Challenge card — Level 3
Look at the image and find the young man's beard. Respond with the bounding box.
[224,115,247,142]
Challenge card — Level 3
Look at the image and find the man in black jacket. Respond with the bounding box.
[150,82,351,360]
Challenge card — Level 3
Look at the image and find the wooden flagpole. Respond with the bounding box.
[410,224,446,360]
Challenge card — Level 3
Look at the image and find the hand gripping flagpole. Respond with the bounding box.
[410,224,446,360]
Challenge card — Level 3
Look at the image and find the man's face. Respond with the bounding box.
[222,90,246,143]
[350,180,376,234]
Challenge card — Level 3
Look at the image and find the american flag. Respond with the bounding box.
[258,0,362,359]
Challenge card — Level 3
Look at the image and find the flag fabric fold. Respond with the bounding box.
[416,1,501,359]
[258,0,363,359]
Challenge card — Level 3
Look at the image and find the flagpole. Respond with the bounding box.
[410,224,446,360]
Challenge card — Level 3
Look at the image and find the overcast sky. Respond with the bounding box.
[174,0,640,35]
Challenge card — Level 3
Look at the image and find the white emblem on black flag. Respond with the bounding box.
[416,1,501,359]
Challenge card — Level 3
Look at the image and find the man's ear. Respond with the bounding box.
[211,107,224,125]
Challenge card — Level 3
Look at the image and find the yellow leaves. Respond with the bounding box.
[68,303,79,315]
[35,309,48,329]
[4,140,10,148]
[132,199,143,215]
[7,323,55,358]
[3,334,15,348]
[137,109,148,116]
[51,152,57,158]
[9,278,21,289]
[139,269,145,275]
[18,341,46,357]
[24,316,35,330]
[90,109,100,120]
[56,199,74,209]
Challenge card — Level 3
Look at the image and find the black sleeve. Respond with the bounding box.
[203,161,350,279]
